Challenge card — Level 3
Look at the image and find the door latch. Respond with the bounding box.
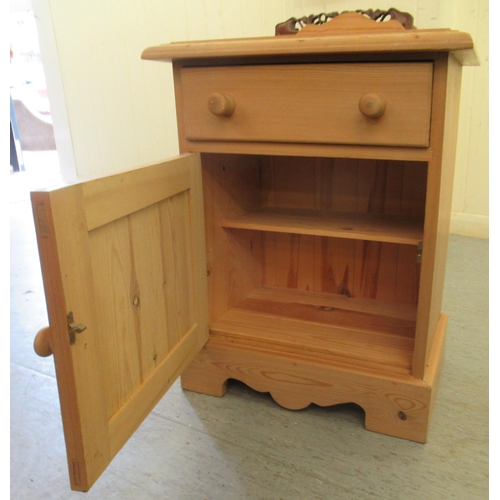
[67,312,87,345]
[417,241,423,263]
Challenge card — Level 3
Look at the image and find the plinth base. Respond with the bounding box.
[181,315,447,443]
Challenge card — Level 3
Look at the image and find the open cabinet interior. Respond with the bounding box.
[202,153,427,377]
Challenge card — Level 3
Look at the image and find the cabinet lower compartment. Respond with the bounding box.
[193,152,440,442]
[180,311,447,443]
[211,285,416,375]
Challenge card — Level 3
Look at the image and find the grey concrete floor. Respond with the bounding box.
[10,153,489,499]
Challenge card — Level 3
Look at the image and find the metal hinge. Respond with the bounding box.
[416,241,423,263]
[67,312,87,345]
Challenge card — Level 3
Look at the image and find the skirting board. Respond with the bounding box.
[450,212,488,239]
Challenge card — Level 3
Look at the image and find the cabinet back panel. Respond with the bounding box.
[261,156,427,216]
[262,234,420,303]
[260,157,425,303]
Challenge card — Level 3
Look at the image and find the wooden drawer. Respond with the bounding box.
[180,62,433,148]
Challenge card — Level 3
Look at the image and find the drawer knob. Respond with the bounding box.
[358,93,386,118]
[208,93,236,117]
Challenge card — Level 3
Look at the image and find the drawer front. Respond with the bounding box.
[180,63,433,148]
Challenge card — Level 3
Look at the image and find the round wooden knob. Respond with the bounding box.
[34,326,53,357]
[358,93,386,118]
[208,93,236,117]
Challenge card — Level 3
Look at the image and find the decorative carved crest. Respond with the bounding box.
[275,8,415,36]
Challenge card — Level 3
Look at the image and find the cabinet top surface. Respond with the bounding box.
[142,13,476,66]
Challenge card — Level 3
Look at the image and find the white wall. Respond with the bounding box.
[441,0,489,238]
[32,0,489,237]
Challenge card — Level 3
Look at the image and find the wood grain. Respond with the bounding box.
[31,154,209,491]
[221,208,423,245]
[142,29,476,65]
[89,215,142,418]
[200,153,263,321]
[29,22,473,491]
[83,155,193,231]
[200,153,424,308]
[247,286,417,322]
[257,156,424,301]
[180,335,437,443]
[210,308,414,373]
[180,63,433,148]
[31,186,110,491]
[413,54,463,378]
[170,25,467,448]
[181,138,433,162]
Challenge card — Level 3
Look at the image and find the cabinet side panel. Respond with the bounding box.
[395,245,421,304]
[201,153,263,321]
[413,55,462,378]
[173,62,188,154]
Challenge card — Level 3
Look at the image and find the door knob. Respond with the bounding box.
[34,326,53,357]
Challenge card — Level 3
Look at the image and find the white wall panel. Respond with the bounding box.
[31,0,77,182]
[440,0,489,237]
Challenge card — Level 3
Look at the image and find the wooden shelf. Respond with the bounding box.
[209,286,416,375]
[221,208,423,245]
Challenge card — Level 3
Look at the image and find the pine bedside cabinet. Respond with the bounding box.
[32,11,477,492]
